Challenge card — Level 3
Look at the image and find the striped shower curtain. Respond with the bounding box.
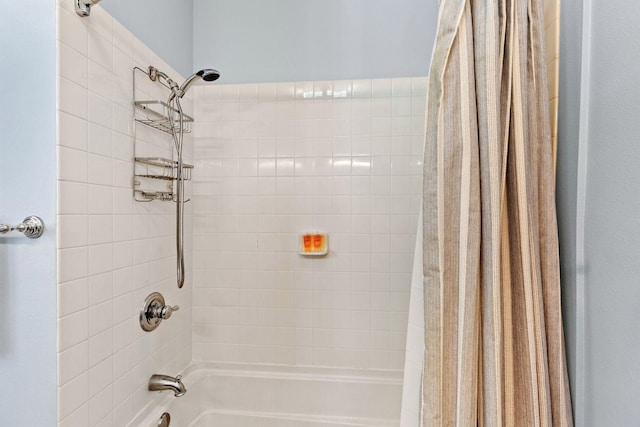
[422,0,573,426]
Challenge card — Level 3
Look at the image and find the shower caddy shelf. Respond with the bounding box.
[132,66,195,202]
[135,157,193,181]
[133,157,193,202]
[132,66,194,136]
[133,100,194,135]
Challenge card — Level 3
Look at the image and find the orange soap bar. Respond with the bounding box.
[300,233,328,255]
[313,234,324,250]
[303,235,313,251]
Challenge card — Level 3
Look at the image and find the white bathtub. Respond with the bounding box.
[128,363,402,427]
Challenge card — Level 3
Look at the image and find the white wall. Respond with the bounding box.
[56,3,193,425]
[193,0,439,84]
[191,77,426,369]
[0,0,58,425]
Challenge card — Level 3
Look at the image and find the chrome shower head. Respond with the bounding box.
[198,69,221,82]
[176,69,221,99]
[75,0,102,16]
[147,66,220,101]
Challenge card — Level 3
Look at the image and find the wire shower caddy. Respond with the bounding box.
[132,66,195,202]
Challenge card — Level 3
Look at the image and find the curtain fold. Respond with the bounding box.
[421,0,573,425]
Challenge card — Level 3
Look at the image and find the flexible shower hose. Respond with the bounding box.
[168,93,186,289]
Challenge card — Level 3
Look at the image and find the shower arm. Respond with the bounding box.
[75,0,102,16]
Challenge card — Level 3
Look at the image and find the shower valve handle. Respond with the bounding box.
[140,292,180,332]
[159,304,180,320]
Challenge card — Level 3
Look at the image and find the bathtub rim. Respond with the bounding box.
[127,361,403,427]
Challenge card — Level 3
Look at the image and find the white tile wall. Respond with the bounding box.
[57,2,427,423]
[56,2,193,426]
[400,214,424,427]
[192,77,426,370]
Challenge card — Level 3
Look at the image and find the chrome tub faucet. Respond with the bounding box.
[148,374,187,397]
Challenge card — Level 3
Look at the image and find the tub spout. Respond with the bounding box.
[148,374,187,397]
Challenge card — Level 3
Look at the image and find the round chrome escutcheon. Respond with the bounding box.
[140,292,166,332]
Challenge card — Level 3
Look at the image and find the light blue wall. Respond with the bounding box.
[101,0,193,77]
[0,0,57,425]
[581,1,640,424]
[556,0,583,412]
[558,0,640,424]
[193,0,439,84]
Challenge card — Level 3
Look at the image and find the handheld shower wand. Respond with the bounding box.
[147,66,220,288]
[172,69,221,100]
[149,67,220,102]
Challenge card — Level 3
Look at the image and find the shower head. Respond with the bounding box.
[147,66,220,101]
[175,69,221,99]
[198,69,221,82]
[75,0,102,16]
